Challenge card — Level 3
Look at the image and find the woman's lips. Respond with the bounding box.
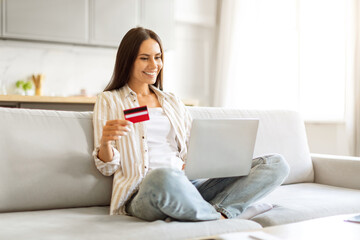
[143,71,157,76]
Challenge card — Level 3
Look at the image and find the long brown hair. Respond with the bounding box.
[104,27,164,91]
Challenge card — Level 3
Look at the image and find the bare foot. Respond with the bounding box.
[218,212,227,220]
[237,203,273,219]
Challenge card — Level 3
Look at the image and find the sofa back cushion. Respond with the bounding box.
[0,108,112,213]
[188,107,314,184]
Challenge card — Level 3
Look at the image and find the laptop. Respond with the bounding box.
[184,118,259,180]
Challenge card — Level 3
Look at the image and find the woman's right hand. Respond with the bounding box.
[100,119,133,146]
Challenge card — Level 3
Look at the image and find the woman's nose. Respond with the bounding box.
[148,58,157,68]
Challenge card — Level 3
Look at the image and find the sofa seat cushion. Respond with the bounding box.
[252,183,360,227]
[0,206,262,240]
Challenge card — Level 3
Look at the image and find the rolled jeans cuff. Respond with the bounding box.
[212,204,233,219]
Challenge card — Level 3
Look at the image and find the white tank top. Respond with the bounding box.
[145,107,184,171]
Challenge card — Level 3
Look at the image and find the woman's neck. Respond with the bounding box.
[127,82,152,96]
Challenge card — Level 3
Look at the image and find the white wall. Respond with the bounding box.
[0,40,116,96]
[305,122,352,156]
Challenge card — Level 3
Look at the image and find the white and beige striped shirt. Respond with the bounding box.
[92,84,192,215]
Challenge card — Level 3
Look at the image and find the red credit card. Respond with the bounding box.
[124,106,150,123]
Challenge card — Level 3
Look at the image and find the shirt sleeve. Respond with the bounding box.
[92,92,121,176]
[92,146,120,176]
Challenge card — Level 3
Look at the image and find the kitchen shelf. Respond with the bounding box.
[0,95,96,104]
[0,95,96,111]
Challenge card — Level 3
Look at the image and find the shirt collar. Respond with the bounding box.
[123,84,167,101]
[149,85,166,100]
[123,84,136,98]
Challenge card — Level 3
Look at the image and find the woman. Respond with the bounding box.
[93,27,290,221]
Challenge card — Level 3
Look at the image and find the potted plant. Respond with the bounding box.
[15,80,34,95]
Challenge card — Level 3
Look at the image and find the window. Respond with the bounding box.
[223,0,350,121]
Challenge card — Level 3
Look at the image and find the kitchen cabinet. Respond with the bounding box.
[1,0,174,48]
[140,0,174,50]
[89,0,137,47]
[3,0,88,44]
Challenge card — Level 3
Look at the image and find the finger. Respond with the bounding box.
[102,134,127,142]
[101,128,131,143]
[102,136,118,141]
[103,125,131,132]
[103,130,129,137]
[103,133,127,139]
[107,120,133,126]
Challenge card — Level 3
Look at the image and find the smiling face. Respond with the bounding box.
[128,38,163,87]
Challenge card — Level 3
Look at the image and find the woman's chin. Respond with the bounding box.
[146,78,157,85]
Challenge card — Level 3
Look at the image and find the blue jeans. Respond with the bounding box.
[126,154,290,221]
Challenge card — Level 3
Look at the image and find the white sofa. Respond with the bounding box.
[1,106,360,240]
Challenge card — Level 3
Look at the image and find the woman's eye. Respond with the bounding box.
[140,57,148,61]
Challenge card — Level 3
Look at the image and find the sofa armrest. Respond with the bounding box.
[311,153,360,190]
